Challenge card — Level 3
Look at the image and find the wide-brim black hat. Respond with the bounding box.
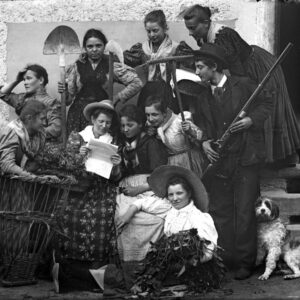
[178,79,208,97]
[193,43,228,69]
[148,165,209,212]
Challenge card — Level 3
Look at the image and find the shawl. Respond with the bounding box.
[155,109,177,144]
[122,138,139,170]
[142,35,178,81]
[7,119,45,168]
[206,22,226,43]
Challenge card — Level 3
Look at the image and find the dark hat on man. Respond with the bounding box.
[193,43,228,69]
[83,100,115,121]
[148,165,209,212]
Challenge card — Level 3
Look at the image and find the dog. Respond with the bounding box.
[255,196,300,280]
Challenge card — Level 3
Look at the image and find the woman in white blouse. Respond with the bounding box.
[89,165,217,294]
[117,165,218,262]
[144,95,204,178]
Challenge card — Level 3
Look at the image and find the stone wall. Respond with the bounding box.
[0,0,276,123]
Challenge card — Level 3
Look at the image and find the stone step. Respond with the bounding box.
[286,224,300,238]
[260,165,300,192]
[260,164,300,179]
[261,189,300,223]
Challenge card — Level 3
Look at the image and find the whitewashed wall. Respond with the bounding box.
[0,0,276,123]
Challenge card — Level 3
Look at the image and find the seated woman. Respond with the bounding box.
[0,100,59,182]
[144,95,204,179]
[114,104,168,263]
[93,166,218,296]
[53,100,122,293]
[59,28,142,135]
[0,64,62,142]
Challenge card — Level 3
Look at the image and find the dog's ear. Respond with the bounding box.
[255,196,263,207]
[270,202,279,220]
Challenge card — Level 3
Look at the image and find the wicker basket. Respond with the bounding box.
[0,175,70,287]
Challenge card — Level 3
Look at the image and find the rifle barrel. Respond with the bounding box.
[201,42,293,180]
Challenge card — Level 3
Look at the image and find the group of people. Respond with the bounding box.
[0,4,300,295]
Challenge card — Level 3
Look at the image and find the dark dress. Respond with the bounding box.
[178,26,300,162]
[210,26,300,163]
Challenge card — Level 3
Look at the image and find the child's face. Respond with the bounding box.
[121,116,142,139]
[145,105,165,128]
[167,184,191,210]
[195,60,214,83]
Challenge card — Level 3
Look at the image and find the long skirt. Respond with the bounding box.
[244,45,300,162]
[59,177,118,263]
[115,174,165,262]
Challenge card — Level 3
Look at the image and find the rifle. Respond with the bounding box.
[201,42,293,181]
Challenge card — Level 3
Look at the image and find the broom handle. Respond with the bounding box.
[59,45,67,148]
[171,61,194,172]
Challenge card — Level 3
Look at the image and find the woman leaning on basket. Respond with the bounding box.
[0,100,59,183]
[58,28,143,136]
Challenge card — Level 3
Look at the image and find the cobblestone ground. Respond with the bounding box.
[1,267,300,300]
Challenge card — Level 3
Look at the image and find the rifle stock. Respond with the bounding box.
[201,42,293,181]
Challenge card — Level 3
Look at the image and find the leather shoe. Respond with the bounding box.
[234,267,253,280]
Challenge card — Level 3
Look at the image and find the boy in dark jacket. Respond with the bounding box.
[193,43,274,279]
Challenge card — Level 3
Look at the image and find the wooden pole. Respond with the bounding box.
[108,52,114,101]
[171,60,194,171]
[59,45,67,148]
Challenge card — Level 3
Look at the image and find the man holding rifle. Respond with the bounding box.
[193,43,274,279]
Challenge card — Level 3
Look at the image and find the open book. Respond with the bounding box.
[85,138,118,179]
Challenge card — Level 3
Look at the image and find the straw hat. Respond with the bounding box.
[148,165,209,212]
[83,100,115,121]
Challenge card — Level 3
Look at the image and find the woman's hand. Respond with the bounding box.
[110,154,122,166]
[229,117,253,133]
[181,121,192,133]
[145,126,157,137]
[16,67,28,83]
[58,81,67,94]
[39,175,61,184]
[79,145,90,156]
[202,140,219,163]
[123,186,143,197]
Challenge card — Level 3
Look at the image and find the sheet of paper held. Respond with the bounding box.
[85,138,118,179]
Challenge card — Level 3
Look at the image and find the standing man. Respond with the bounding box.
[179,4,300,165]
[193,43,274,279]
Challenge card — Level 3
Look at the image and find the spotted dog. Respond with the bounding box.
[255,197,300,280]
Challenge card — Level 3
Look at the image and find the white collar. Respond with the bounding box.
[211,74,227,92]
[79,125,113,144]
[217,74,227,87]
[171,200,195,213]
